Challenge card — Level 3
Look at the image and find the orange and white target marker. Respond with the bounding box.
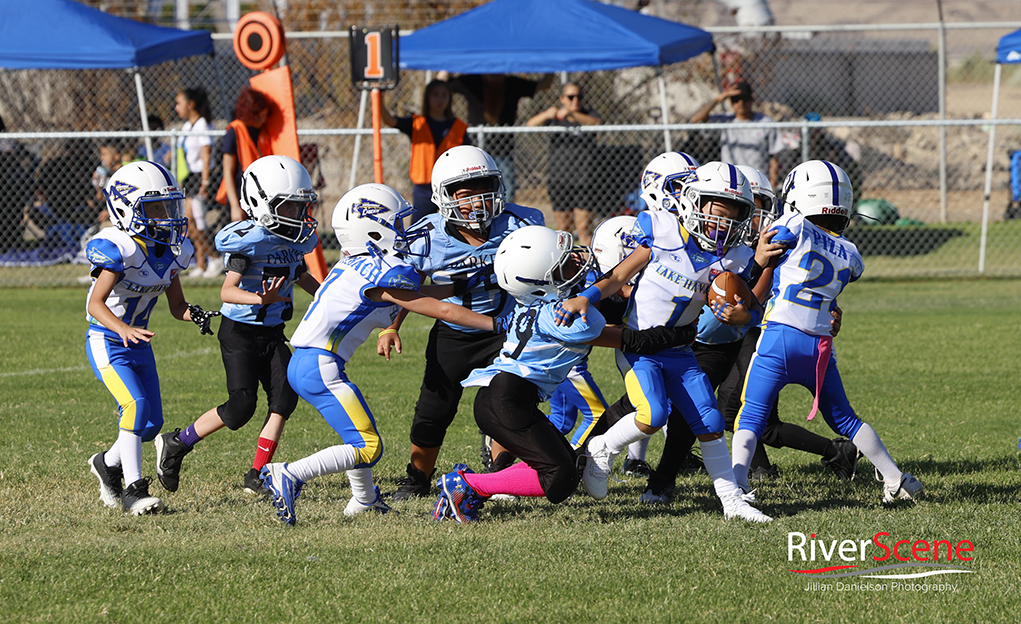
[233,11,286,71]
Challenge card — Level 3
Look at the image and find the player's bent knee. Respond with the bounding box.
[354,434,383,468]
[540,463,579,504]
[218,389,258,431]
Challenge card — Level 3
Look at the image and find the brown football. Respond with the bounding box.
[709,271,754,308]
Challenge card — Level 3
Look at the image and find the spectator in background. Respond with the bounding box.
[0,115,36,251]
[526,82,601,246]
[381,80,471,222]
[438,71,554,202]
[216,86,272,223]
[135,115,172,167]
[691,81,784,188]
[93,137,128,228]
[35,137,95,243]
[175,86,222,279]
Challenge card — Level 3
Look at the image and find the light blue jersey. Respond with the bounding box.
[407,204,544,333]
[696,305,752,345]
[215,220,319,327]
[463,301,606,401]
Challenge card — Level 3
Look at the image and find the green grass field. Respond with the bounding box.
[1,280,1019,623]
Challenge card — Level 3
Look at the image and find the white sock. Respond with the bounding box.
[346,467,376,504]
[730,429,758,492]
[602,417,650,454]
[118,430,143,485]
[627,436,650,461]
[287,444,359,483]
[852,423,902,483]
[700,437,740,502]
[105,438,122,468]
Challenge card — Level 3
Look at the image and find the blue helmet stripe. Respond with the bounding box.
[821,160,840,205]
[727,163,738,190]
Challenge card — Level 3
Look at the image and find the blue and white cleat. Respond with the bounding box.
[437,465,487,523]
[260,463,304,526]
[344,486,396,516]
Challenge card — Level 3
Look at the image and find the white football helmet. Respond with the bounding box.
[736,165,779,246]
[494,226,595,305]
[591,215,637,275]
[104,160,188,254]
[677,162,755,255]
[239,155,318,243]
[331,183,428,259]
[780,160,854,232]
[639,151,700,213]
[430,145,505,231]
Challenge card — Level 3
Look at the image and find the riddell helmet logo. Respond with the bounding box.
[822,206,849,216]
[464,165,485,173]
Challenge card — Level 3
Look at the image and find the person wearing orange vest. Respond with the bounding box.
[217,87,273,224]
[382,80,470,222]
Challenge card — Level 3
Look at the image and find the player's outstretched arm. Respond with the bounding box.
[374,288,495,332]
[555,246,651,326]
[87,269,154,347]
[220,272,291,306]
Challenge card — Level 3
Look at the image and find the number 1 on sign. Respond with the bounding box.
[364,32,384,79]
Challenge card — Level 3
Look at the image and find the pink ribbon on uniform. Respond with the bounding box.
[807,335,833,421]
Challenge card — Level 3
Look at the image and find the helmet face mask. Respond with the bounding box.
[431,146,506,232]
[780,160,854,233]
[332,184,429,259]
[640,151,700,213]
[736,165,779,246]
[240,155,319,243]
[105,161,188,254]
[495,226,595,305]
[678,162,754,255]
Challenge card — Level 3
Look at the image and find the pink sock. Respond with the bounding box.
[462,462,546,498]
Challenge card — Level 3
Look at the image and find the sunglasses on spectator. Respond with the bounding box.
[730,95,751,103]
[563,93,581,100]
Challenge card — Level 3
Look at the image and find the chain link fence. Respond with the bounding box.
[3,21,1021,286]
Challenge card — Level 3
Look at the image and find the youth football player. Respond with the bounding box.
[86,161,218,515]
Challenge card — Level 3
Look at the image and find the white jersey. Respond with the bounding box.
[84,228,192,336]
[289,254,422,362]
[763,212,864,336]
[625,210,754,331]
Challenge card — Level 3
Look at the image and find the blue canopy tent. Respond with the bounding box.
[980,28,1021,273]
[400,0,713,73]
[0,0,214,157]
[399,0,714,150]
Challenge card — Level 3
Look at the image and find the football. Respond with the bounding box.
[709,271,754,308]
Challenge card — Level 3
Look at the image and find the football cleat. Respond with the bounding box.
[822,438,861,481]
[621,458,652,477]
[243,468,272,499]
[721,492,772,523]
[882,473,924,504]
[121,477,164,516]
[581,435,618,500]
[639,481,675,504]
[344,486,395,516]
[153,429,191,492]
[391,463,433,502]
[436,466,487,523]
[89,452,124,509]
[261,463,304,526]
[748,464,780,482]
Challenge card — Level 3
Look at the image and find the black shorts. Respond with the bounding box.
[217,316,298,421]
[409,321,505,449]
[548,180,594,213]
[474,372,579,503]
